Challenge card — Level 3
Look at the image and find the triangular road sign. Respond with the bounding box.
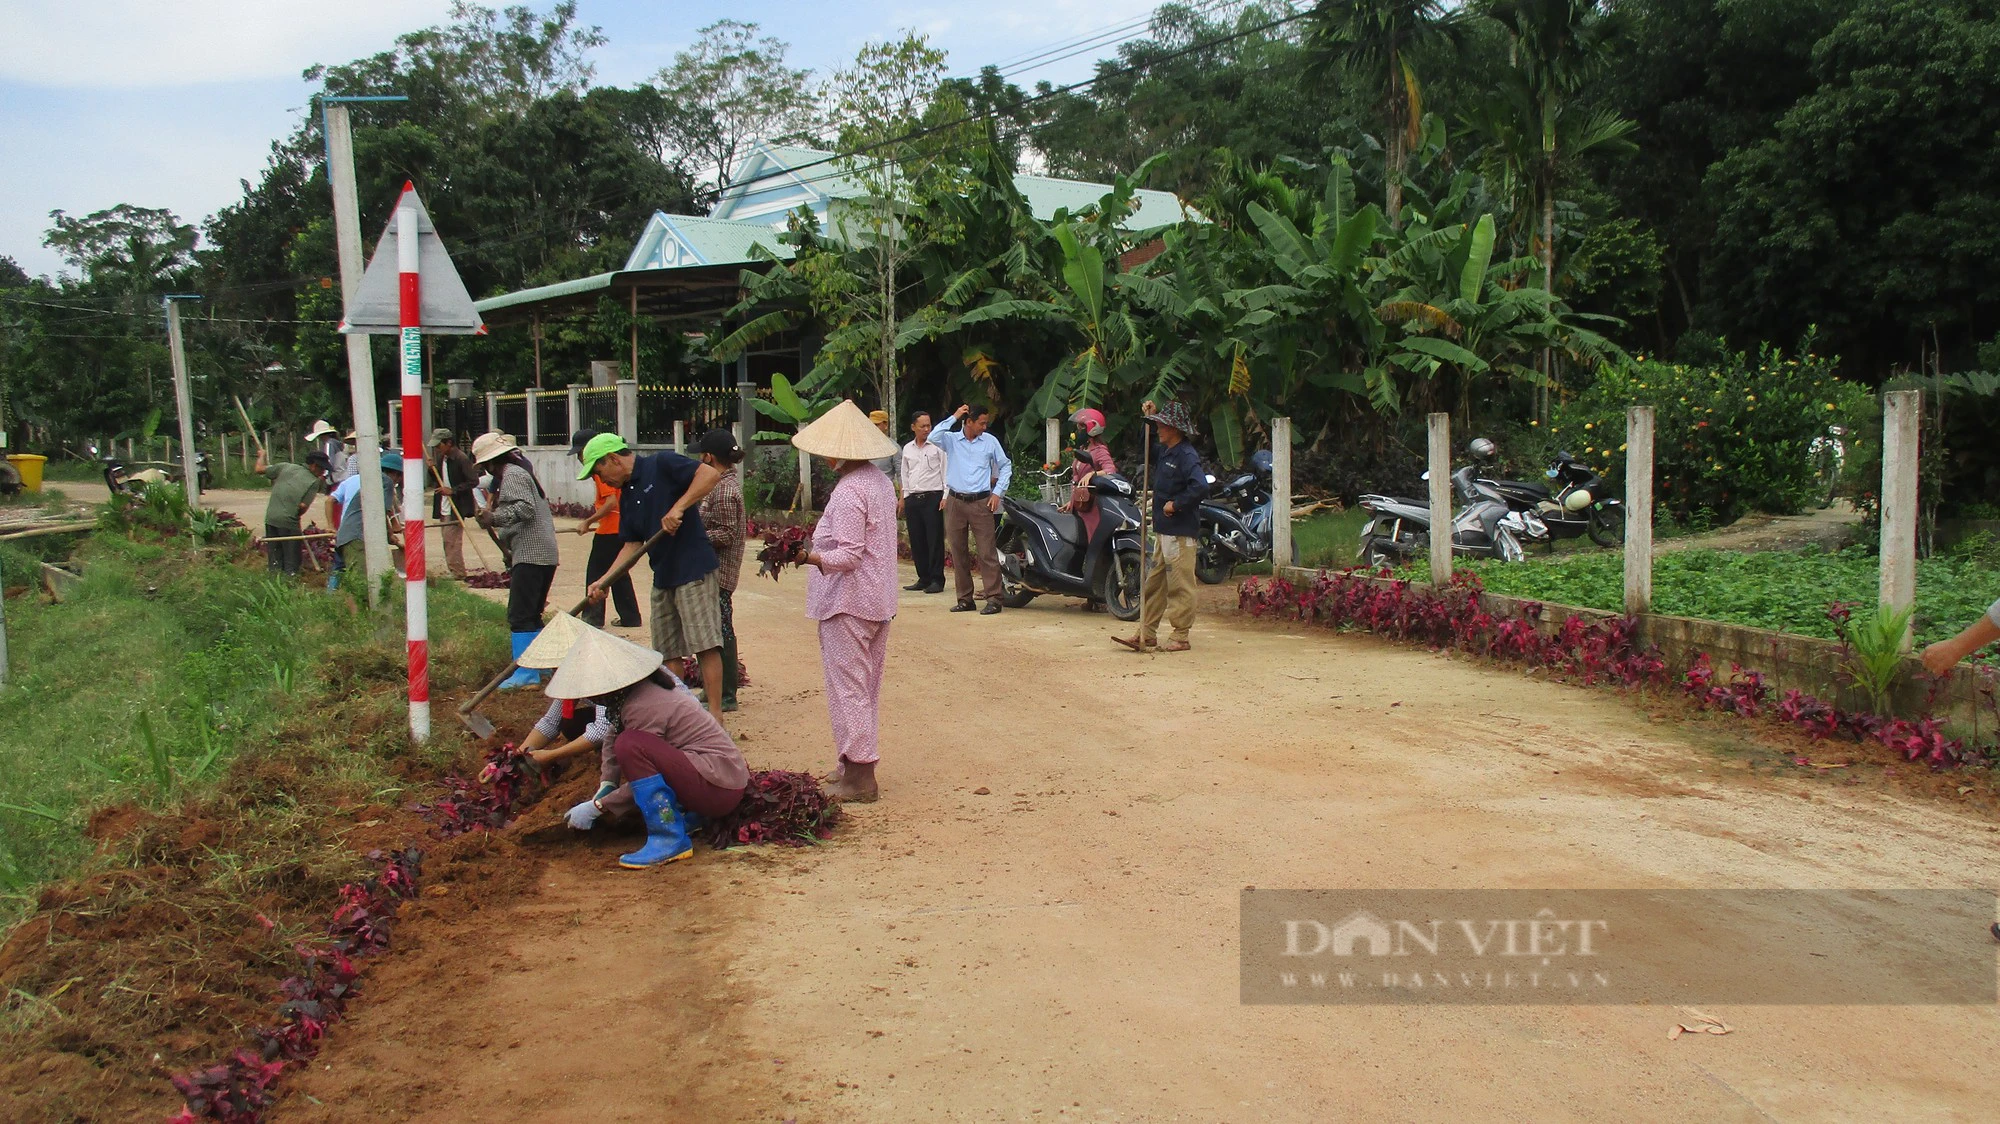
[339,183,486,336]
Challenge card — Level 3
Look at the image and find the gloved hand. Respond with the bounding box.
[592,781,617,803]
[565,799,601,831]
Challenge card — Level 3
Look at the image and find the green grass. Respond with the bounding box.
[0,526,506,903]
[1451,544,2000,653]
[1231,506,1371,576]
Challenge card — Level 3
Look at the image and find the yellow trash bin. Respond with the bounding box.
[7,454,47,491]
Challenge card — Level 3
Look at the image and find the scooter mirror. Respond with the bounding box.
[1419,471,1430,481]
[1545,468,1559,478]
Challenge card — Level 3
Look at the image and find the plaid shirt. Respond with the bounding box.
[701,465,746,592]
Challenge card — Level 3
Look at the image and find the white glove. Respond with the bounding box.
[565,799,601,831]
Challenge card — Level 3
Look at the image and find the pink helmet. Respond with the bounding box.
[1071,408,1106,437]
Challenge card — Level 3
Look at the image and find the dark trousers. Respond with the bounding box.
[719,588,738,703]
[904,490,944,587]
[580,533,639,627]
[265,524,302,576]
[612,730,746,819]
[507,562,556,633]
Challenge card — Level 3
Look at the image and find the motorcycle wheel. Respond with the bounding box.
[997,528,1038,609]
[1100,548,1142,621]
[1587,504,1626,548]
[1359,535,1399,569]
[1195,542,1232,585]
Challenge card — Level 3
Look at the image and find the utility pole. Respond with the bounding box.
[164,294,202,509]
[324,96,404,606]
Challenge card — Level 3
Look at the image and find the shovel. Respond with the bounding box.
[456,525,668,738]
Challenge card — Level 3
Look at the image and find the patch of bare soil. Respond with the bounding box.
[1656,500,1862,554]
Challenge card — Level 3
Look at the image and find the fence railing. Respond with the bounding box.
[493,394,528,442]
[532,391,569,447]
[577,387,618,435]
[636,385,739,447]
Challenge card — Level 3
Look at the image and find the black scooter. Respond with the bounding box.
[1194,450,1300,584]
[1475,448,1624,548]
[997,472,1146,620]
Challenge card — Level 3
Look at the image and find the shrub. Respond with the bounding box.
[1542,342,1873,524]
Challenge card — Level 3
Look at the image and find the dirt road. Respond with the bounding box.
[92,483,1998,1120]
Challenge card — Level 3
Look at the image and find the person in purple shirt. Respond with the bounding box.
[794,402,902,803]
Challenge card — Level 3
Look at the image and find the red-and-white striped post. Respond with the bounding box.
[396,184,430,741]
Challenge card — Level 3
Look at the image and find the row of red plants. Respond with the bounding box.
[166,746,532,1122]
[1239,569,1988,769]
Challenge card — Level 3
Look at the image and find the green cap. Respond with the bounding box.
[576,432,631,479]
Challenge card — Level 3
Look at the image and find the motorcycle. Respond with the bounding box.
[93,444,209,495]
[1195,449,1299,583]
[1356,464,1534,566]
[997,471,1146,620]
[1475,448,1624,548]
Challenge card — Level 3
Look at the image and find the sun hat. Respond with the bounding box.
[793,400,899,461]
[304,419,337,441]
[429,427,455,447]
[1148,400,1198,437]
[575,432,631,479]
[470,431,518,465]
[544,625,664,701]
[695,428,742,462]
[867,409,890,427]
[518,612,590,670]
[379,451,404,473]
[344,430,358,442]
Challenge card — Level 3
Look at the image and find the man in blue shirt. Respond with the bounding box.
[1116,400,1209,653]
[930,403,1013,614]
[577,433,727,720]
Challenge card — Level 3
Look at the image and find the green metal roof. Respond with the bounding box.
[474,271,618,314]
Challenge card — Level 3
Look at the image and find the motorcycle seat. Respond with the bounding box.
[1017,500,1088,547]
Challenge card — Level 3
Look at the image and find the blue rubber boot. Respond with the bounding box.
[497,631,542,689]
[619,774,693,868]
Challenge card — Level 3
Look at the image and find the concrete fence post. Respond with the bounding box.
[1427,412,1452,586]
[616,379,639,447]
[1624,406,1655,617]
[797,427,813,514]
[485,391,499,435]
[1881,388,1921,650]
[671,420,685,454]
[737,378,756,462]
[523,391,539,448]
[1271,416,1293,574]
[1045,417,1060,467]
[566,384,582,445]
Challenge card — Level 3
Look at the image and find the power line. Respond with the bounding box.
[992,0,1248,79]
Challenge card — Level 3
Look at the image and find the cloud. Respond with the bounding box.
[0,0,455,88]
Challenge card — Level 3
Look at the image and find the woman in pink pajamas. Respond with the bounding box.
[793,401,901,803]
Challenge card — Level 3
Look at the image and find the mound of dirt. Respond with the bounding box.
[0,689,552,1123]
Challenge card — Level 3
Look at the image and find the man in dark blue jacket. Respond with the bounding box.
[1116,400,1209,653]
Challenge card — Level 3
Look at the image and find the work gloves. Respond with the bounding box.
[565,799,601,831]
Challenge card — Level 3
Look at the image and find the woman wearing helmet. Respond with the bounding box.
[1063,407,1120,541]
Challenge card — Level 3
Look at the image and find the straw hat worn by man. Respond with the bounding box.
[793,401,901,802]
[577,432,727,721]
[1115,400,1209,653]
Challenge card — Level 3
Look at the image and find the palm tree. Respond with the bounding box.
[1304,0,1461,229]
[1468,0,1635,419]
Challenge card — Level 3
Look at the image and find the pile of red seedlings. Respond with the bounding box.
[166,746,532,1122]
[701,769,842,848]
[677,654,751,691]
[460,569,511,589]
[1240,568,1985,768]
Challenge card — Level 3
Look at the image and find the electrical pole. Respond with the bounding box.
[164,294,202,509]
[325,98,400,606]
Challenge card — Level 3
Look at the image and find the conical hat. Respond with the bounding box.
[792,400,898,461]
[544,626,664,700]
[517,612,589,669]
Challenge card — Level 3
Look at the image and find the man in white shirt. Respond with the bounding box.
[897,411,948,593]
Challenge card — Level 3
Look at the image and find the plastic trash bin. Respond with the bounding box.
[7,454,46,491]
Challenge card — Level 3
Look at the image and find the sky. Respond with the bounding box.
[0,0,1171,280]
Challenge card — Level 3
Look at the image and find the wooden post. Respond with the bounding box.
[1881,388,1921,650]
[241,432,251,472]
[287,432,295,463]
[629,288,640,380]
[126,437,134,460]
[1045,417,1059,467]
[1271,416,1293,573]
[1427,412,1452,586]
[531,314,543,389]
[1624,406,1655,617]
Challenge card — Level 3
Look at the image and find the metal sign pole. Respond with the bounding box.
[397,192,430,743]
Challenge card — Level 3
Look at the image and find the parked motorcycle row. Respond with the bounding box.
[90,443,211,496]
[1359,438,1625,568]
